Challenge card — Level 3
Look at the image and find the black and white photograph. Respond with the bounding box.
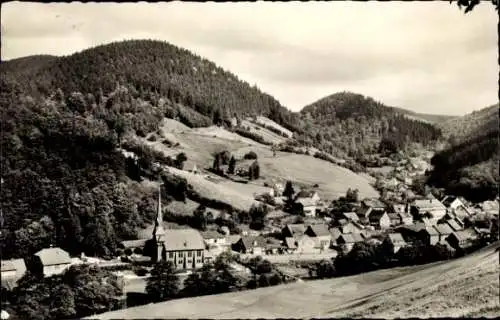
[1,0,499,319]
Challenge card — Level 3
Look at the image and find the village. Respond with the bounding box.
[2,146,498,309]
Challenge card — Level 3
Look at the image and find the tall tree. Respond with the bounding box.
[146,261,180,302]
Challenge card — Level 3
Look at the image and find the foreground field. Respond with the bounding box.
[93,243,499,319]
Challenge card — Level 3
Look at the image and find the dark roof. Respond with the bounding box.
[295,190,318,199]
[35,248,71,266]
[306,224,330,237]
[240,236,267,249]
[369,211,388,222]
[441,195,456,206]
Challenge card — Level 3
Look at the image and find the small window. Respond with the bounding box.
[169,252,174,258]
[178,260,183,264]
[178,252,184,258]
[188,251,192,257]
[197,250,202,257]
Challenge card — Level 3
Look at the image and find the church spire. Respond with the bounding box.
[153,182,165,241]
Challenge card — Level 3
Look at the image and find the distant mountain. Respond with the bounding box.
[389,107,456,124]
[298,91,443,157]
[427,104,499,202]
[437,104,499,142]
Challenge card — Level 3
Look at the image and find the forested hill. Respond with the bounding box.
[298,91,443,157]
[427,104,499,202]
[1,39,303,260]
[438,104,499,143]
[2,39,301,132]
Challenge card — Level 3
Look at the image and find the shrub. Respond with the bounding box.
[244,151,258,160]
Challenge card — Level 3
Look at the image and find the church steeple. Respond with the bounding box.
[153,182,165,242]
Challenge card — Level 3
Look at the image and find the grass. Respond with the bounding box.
[92,243,500,319]
[240,119,288,145]
[140,118,378,208]
[259,153,379,200]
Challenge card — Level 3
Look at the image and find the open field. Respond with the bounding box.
[259,153,379,200]
[166,167,261,212]
[254,116,293,138]
[93,243,499,319]
[141,118,378,206]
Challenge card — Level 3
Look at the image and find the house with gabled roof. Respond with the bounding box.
[446,218,464,232]
[342,212,359,222]
[419,226,440,245]
[160,228,206,270]
[434,223,454,243]
[284,235,318,254]
[295,190,320,203]
[336,233,364,252]
[340,221,364,234]
[384,233,407,253]
[305,224,331,250]
[441,196,467,211]
[410,198,447,222]
[446,229,479,250]
[387,212,402,226]
[281,224,306,239]
[32,247,71,277]
[296,198,317,217]
[201,230,227,247]
[369,211,391,230]
[329,227,343,245]
[233,236,267,255]
[1,259,27,290]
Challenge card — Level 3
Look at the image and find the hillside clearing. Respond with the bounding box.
[91,244,500,319]
[259,153,378,200]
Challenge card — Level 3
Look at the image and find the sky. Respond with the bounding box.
[1,1,498,115]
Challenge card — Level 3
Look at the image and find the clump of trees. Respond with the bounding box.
[248,160,260,180]
[6,264,124,319]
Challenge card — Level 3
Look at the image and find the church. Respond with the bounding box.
[120,184,206,270]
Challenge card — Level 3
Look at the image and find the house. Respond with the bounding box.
[368,211,391,230]
[419,227,440,245]
[447,219,464,232]
[295,190,320,203]
[357,198,386,219]
[453,206,472,220]
[441,196,468,211]
[446,229,479,250]
[391,204,407,214]
[201,230,227,247]
[336,233,365,252]
[296,198,317,217]
[305,224,332,250]
[281,224,306,239]
[479,200,499,216]
[264,238,284,255]
[160,229,206,270]
[1,259,26,290]
[286,235,319,254]
[399,212,413,225]
[272,182,285,197]
[32,247,71,276]
[342,212,359,222]
[384,233,407,253]
[233,236,267,255]
[434,223,454,243]
[329,227,343,245]
[339,221,364,234]
[387,212,402,226]
[410,198,447,221]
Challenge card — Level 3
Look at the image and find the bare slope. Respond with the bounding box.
[91,244,500,319]
[143,118,378,205]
